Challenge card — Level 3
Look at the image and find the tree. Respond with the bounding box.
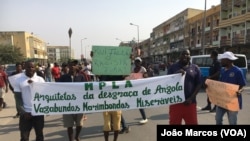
[0,45,25,64]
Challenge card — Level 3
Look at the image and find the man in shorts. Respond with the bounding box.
[59,60,87,141]
[99,75,123,141]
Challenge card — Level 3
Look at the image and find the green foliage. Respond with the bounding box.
[0,44,25,64]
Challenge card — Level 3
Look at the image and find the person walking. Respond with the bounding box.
[44,62,52,82]
[59,60,87,141]
[90,51,124,140]
[99,75,123,141]
[8,62,23,118]
[167,49,202,125]
[133,57,149,124]
[201,50,221,112]
[215,51,246,125]
[51,62,61,82]
[119,115,130,134]
[0,64,8,111]
[14,60,46,141]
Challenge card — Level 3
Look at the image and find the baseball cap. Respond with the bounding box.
[134,57,142,62]
[218,51,238,60]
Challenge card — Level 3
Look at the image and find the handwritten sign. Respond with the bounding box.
[92,46,132,75]
[125,73,143,80]
[205,79,240,111]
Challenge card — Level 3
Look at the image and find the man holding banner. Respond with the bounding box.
[215,51,246,125]
[14,60,46,141]
[167,49,202,125]
[59,60,87,141]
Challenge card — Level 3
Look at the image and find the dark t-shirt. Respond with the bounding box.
[59,73,86,82]
[98,75,124,81]
[167,61,202,103]
[209,59,221,80]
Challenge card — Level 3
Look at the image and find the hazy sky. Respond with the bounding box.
[1,0,220,59]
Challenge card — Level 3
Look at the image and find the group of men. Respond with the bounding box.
[167,49,246,125]
[2,48,247,141]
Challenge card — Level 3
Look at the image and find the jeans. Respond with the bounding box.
[139,109,147,120]
[45,76,52,82]
[215,106,238,125]
[120,114,127,129]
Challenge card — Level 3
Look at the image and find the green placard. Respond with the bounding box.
[92,45,132,75]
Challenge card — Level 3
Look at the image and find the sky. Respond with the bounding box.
[1,0,221,59]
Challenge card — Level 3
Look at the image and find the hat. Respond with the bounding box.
[218,51,238,60]
[134,57,142,62]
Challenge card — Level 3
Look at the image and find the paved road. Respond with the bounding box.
[1,71,250,141]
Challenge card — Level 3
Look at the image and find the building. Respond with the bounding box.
[188,4,221,55]
[149,8,204,63]
[139,1,250,63]
[219,0,250,58]
[0,31,48,64]
[47,46,71,64]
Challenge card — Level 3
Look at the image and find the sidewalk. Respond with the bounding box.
[0,91,17,126]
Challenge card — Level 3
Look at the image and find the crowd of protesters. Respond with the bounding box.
[1,48,247,141]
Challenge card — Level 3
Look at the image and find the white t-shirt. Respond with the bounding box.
[16,72,45,113]
[133,66,147,73]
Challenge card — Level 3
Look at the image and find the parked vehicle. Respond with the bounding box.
[154,62,166,71]
[191,54,248,80]
[5,64,16,76]
[153,63,160,75]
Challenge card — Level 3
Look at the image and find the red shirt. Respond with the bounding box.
[51,66,61,79]
[0,70,7,88]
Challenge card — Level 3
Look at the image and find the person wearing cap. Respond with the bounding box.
[132,57,148,123]
[119,56,148,133]
[167,49,202,125]
[215,51,246,125]
[201,50,221,112]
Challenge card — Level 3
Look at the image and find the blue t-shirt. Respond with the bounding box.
[167,61,202,103]
[220,66,246,109]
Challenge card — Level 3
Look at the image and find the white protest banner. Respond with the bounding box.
[10,73,185,115]
[8,73,24,92]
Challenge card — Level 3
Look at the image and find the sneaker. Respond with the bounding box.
[201,106,211,111]
[119,126,130,134]
[139,119,148,124]
[13,113,20,118]
[210,107,216,113]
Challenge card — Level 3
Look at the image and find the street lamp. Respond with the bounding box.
[85,45,89,60]
[116,38,123,46]
[81,38,87,60]
[115,38,122,42]
[68,27,72,59]
[201,0,207,55]
[130,23,139,45]
[130,22,140,56]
